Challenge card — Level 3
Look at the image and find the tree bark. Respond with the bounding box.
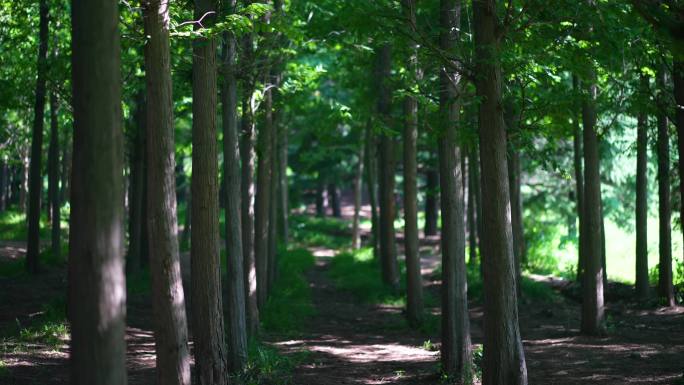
[424,165,439,236]
[573,75,585,283]
[352,145,364,249]
[254,66,274,309]
[315,178,325,217]
[467,151,478,268]
[0,160,7,211]
[48,91,60,259]
[635,74,649,299]
[376,44,399,290]
[580,75,605,335]
[26,0,48,274]
[438,0,472,380]
[221,16,248,371]
[239,28,260,335]
[661,63,676,306]
[473,0,528,383]
[128,89,146,273]
[505,102,524,295]
[278,113,289,244]
[268,103,280,295]
[328,183,341,218]
[191,0,228,382]
[401,0,424,329]
[143,2,191,384]
[365,121,380,258]
[69,0,126,382]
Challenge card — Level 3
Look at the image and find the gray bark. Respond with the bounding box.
[473,0,528,382]
[69,0,127,382]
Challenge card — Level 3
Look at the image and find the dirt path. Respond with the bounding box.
[272,253,439,385]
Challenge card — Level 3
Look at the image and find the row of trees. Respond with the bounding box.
[1,0,684,384]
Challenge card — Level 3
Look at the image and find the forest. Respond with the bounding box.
[0,0,683,384]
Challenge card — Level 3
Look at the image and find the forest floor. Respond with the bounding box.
[1,209,684,384]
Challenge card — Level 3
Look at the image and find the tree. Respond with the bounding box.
[473,0,528,383]
[191,0,228,382]
[221,0,248,371]
[26,0,48,274]
[438,0,472,380]
[143,1,191,384]
[376,43,399,290]
[68,0,126,382]
[635,73,649,299]
[572,75,585,284]
[658,65,675,306]
[48,91,60,259]
[128,89,147,273]
[352,144,364,249]
[401,0,424,328]
[239,10,260,335]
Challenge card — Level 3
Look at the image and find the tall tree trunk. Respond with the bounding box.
[191,0,228,383]
[424,165,439,236]
[278,114,289,244]
[315,178,325,217]
[69,0,126,381]
[473,0,528,383]
[635,73,649,299]
[239,29,260,335]
[660,63,676,306]
[48,91,60,258]
[505,103,524,295]
[128,89,146,273]
[401,0,424,329]
[143,2,191,384]
[600,199,607,289]
[268,106,280,294]
[254,69,274,309]
[26,0,48,274]
[0,160,7,211]
[573,75,585,283]
[221,18,248,371]
[467,151,478,268]
[19,149,28,213]
[328,183,341,218]
[438,0,472,380]
[352,145,364,249]
[365,121,380,258]
[580,74,605,335]
[376,44,399,290]
[61,138,71,205]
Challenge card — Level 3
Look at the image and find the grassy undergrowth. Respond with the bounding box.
[290,215,350,249]
[0,298,69,353]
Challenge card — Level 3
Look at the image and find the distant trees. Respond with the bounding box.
[68,0,127,382]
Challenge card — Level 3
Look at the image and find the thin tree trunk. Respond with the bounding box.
[328,183,341,218]
[661,63,676,306]
[221,19,248,371]
[365,121,380,258]
[473,0,528,383]
[315,178,325,217]
[254,69,274,309]
[191,0,228,382]
[438,0,472,380]
[268,106,280,294]
[278,115,289,244]
[580,74,605,335]
[352,145,364,249]
[239,30,259,335]
[401,0,424,329]
[0,160,7,211]
[424,165,439,236]
[69,0,126,381]
[376,44,399,290]
[19,149,28,213]
[636,74,649,299]
[467,151,478,268]
[573,75,585,283]
[143,2,191,383]
[48,91,60,258]
[26,0,48,274]
[600,199,607,290]
[61,139,70,205]
[505,103,524,296]
[128,89,146,274]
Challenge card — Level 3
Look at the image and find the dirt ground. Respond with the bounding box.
[1,233,683,384]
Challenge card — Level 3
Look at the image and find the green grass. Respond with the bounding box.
[1,297,69,352]
[261,247,316,334]
[236,340,310,385]
[290,215,350,249]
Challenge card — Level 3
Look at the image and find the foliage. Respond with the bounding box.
[236,340,310,385]
[290,215,350,249]
[0,298,68,352]
[261,247,315,334]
